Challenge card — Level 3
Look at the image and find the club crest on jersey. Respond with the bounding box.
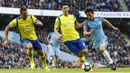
[66,22,72,28]
[28,19,32,23]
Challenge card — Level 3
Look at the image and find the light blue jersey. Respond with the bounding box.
[84,17,107,48]
[47,32,60,57]
[47,32,60,48]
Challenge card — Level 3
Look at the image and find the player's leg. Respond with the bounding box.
[75,39,93,71]
[76,39,88,63]
[55,48,60,68]
[51,56,56,69]
[99,40,116,70]
[64,40,93,71]
[47,45,55,68]
[64,39,88,63]
[36,49,50,71]
[21,40,35,69]
[77,49,88,63]
[32,40,50,71]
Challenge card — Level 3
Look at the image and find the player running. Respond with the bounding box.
[3,6,49,71]
[83,8,120,71]
[47,32,61,69]
[54,2,89,68]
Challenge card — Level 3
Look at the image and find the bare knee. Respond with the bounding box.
[26,43,33,50]
[100,45,105,53]
[83,49,88,54]
[52,56,55,60]
[36,50,44,56]
[77,49,88,58]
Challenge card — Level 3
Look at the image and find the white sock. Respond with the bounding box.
[102,50,113,64]
[52,59,56,68]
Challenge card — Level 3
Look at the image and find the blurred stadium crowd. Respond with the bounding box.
[0,0,122,11]
[125,0,130,11]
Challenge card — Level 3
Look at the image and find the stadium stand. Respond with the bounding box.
[0,0,122,11]
[125,0,130,11]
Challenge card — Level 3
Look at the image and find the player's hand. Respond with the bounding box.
[48,41,52,44]
[90,29,94,34]
[34,20,43,26]
[113,27,120,33]
[3,40,8,47]
[57,38,63,43]
[58,34,63,39]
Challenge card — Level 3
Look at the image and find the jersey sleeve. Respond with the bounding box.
[72,15,77,24]
[73,15,76,21]
[9,19,17,28]
[54,17,60,29]
[32,15,37,23]
[47,33,51,39]
[83,20,89,31]
[100,17,105,22]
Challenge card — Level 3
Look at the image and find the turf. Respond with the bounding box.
[0,68,130,73]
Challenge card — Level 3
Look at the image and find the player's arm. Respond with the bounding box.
[83,22,94,36]
[84,29,94,36]
[5,25,10,42]
[54,17,62,38]
[75,21,85,29]
[103,19,120,33]
[3,19,16,47]
[32,15,43,26]
[35,20,43,26]
[74,15,85,29]
[47,33,52,44]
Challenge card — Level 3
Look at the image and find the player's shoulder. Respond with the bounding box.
[51,32,56,36]
[48,32,53,36]
[27,14,34,17]
[57,14,63,18]
[84,19,89,23]
[69,14,75,17]
[15,16,21,20]
[95,17,104,20]
[11,16,20,22]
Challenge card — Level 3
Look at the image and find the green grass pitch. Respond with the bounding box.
[0,68,130,73]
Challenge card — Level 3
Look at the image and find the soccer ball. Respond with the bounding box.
[82,62,92,72]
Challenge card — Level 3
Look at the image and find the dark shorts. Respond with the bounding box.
[64,38,87,54]
[21,39,42,50]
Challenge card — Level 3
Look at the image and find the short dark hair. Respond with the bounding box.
[84,8,94,14]
[20,6,27,14]
[61,2,69,8]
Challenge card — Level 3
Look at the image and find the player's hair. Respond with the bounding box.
[84,8,94,14]
[61,2,69,8]
[20,6,27,14]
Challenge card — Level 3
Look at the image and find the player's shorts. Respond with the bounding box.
[94,39,108,49]
[21,39,42,50]
[64,38,87,54]
[47,45,60,57]
[40,43,47,54]
[94,39,108,56]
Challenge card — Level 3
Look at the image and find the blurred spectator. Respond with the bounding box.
[0,0,122,11]
[125,0,130,11]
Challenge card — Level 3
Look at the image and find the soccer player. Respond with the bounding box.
[47,32,61,69]
[54,2,88,66]
[3,6,49,71]
[83,8,120,71]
